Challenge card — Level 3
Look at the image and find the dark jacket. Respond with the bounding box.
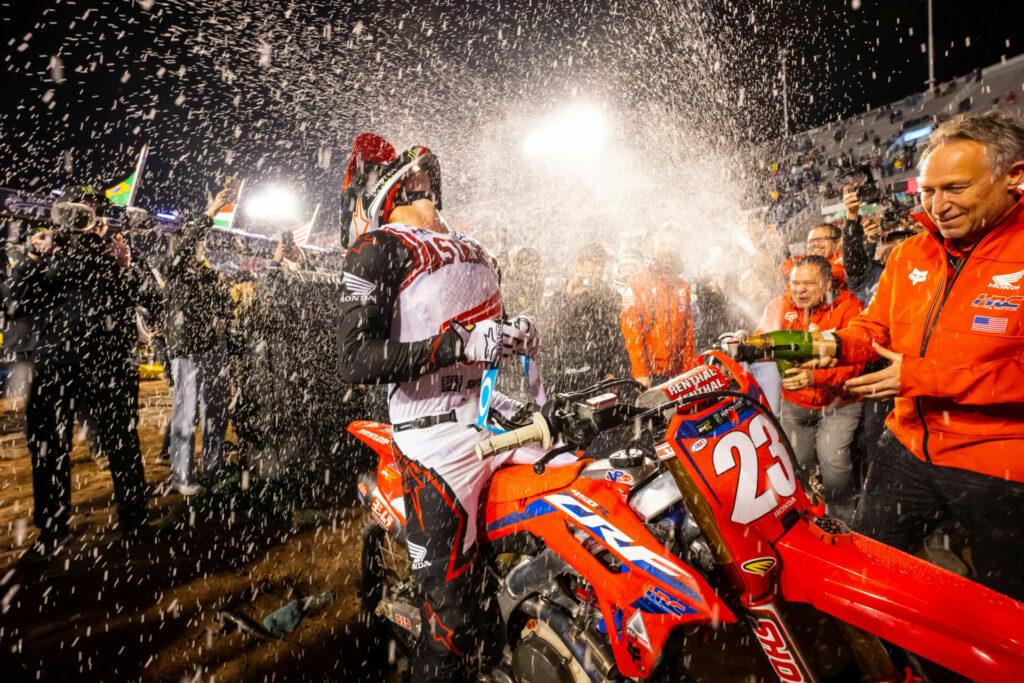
[841,217,884,306]
[4,253,49,355]
[161,214,232,359]
[544,280,630,393]
[30,230,142,365]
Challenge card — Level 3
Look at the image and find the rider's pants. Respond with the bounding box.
[392,422,568,682]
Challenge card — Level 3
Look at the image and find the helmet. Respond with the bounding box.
[50,184,107,231]
[341,133,442,246]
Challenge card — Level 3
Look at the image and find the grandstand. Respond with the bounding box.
[757,52,1024,236]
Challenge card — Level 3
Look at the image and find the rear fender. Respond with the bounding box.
[348,421,407,530]
[775,520,1024,681]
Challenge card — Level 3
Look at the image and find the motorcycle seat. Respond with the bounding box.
[488,460,591,504]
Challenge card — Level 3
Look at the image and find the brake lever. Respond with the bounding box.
[532,444,578,475]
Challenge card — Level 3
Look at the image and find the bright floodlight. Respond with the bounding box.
[244,186,301,223]
[523,104,608,158]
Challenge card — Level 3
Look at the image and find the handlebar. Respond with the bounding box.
[475,412,553,460]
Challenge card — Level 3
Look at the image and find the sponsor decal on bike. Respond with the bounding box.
[630,585,696,616]
[606,470,634,484]
[371,496,394,531]
[664,367,728,401]
[625,609,653,652]
[357,428,390,445]
[357,482,369,500]
[655,442,675,460]
[972,293,1023,311]
[741,557,777,575]
[545,493,701,601]
[689,437,708,452]
[569,489,609,516]
[752,615,806,682]
[395,613,412,630]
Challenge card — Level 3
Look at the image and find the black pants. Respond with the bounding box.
[26,355,147,540]
[393,447,489,683]
[854,430,1024,601]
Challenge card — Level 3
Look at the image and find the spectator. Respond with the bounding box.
[756,256,865,514]
[544,242,629,393]
[841,190,914,305]
[808,111,1024,600]
[162,187,235,496]
[272,230,307,271]
[502,246,544,317]
[18,186,151,560]
[621,221,696,387]
[784,224,847,289]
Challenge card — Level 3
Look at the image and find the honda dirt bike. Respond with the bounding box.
[350,351,1024,682]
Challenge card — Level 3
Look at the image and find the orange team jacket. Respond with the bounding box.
[782,251,847,289]
[836,195,1024,482]
[756,288,865,409]
[621,267,696,379]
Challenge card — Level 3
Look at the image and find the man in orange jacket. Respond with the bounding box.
[621,222,696,387]
[805,112,1024,600]
[756,255,865,511]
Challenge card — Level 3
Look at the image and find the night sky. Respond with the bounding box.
[1,0,1020,233]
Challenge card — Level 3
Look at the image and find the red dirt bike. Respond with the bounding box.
[351,351,1024,682]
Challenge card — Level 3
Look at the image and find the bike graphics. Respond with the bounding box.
[349,353,1024,682]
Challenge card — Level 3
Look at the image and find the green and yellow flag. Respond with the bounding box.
[105,172,137,206]
[104,144,148,208]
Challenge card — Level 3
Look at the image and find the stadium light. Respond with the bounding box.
[523,104,608,158]
[244,185,301,223]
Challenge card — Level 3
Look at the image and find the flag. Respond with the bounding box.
[212,178,246,231]
[213,203,238,229]
[290,203,320,246]
[105,144,148,207]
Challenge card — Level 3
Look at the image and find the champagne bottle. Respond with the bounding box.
[742,330,842,374]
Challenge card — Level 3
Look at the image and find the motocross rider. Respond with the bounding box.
[336,136,554,681]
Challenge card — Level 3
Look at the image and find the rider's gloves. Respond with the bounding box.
[718,330,748,359]
[451,317,540,364]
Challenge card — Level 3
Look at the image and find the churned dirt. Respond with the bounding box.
[0,380,384,682]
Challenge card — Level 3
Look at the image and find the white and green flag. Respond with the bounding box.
[213,179,246,230]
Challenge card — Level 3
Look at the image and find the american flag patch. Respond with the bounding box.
[971,315,1008,333]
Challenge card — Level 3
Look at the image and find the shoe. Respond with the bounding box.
[172,481,204,497]
[17,532,70,567]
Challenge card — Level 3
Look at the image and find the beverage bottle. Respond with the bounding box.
[742,330,842,374]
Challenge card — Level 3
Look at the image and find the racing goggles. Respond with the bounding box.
[50,201,99,231]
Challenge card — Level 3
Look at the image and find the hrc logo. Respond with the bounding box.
[972,294,1023,311]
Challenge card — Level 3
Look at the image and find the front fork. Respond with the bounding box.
[664,458,903,683]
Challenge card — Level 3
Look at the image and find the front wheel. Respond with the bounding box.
[360,522,419,658]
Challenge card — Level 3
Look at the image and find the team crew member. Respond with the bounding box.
[754,256,865,512]
[784,224,847,289]
[805,112,1024,600]
[621,221,697,386]
[336,136,547,682]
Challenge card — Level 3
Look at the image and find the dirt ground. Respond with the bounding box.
[0,380,385,682]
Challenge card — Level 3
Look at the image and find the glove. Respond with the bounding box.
[450,317,540,364]
[717,330,748,359]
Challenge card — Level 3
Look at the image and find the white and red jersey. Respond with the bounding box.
[337,223,503,424]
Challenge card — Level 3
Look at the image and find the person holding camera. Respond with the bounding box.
[272,230,307,270]
[161,185,235,496]
[841,189,916,306]
[17,186,150,560]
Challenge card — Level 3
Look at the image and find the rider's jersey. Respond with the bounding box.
[336,223,502,424]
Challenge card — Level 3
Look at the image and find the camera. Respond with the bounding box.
[841,163,882,205]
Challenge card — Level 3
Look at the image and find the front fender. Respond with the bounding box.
[775,520,1024,681]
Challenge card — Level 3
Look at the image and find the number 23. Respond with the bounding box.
[711,414,797,524]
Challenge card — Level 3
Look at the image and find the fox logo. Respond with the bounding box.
[784,312,798,323]
[908,268,928,285]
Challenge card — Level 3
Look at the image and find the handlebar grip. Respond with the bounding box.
[475,413,552,460]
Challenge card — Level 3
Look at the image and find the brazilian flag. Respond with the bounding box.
[105,172,136,206]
